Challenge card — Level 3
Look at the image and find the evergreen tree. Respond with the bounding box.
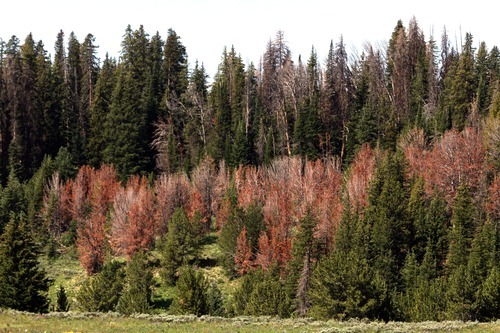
[0,172,27,233]
[446,184,475,271]
[206,281,225,316]
[208,47,246,165]
[308,250,384,320]
[407,177,427,260]
[79,33,99,163]
[424,190,449,275]
[103,65,149,179]
[286,207,318,316]
[294,48,321,160]
[161,208,202,285]
[217,182,242,276]
[55,285,70,312]
[87,54,116,166]
[0,215,51,313]
[65,32,82,163]
[365,151,410,287]
[116,252,152,315]
[245,267,292,317]
[103,26,153,179]
[477,266,500,320]
[160,29,188,171]
[442,33,476,131]
[175,266,208,316]
[76,260,125,312]
[51,30,68,157]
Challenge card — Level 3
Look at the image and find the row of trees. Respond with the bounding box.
[1,18,499,183]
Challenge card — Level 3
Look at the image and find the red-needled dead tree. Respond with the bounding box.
[154,173,191,235]
[42,172,72,239]
[234,227,254,275]
[425,128,484,202]
[77,165,119,275]
[346,144,377,209]
[111,175,156,259]
[191,157,217,220]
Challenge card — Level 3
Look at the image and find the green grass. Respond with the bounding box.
[39,252,87,311]
[1,311,499,333]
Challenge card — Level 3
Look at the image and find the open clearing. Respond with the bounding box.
[1,311,499,333]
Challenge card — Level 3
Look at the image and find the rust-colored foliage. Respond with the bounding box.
[346,144,377,209]
[305,158,343,251]
[154,173,191,235]
[41,172,72,238]
[111,175,155,259]
[76,165,119,275]
[70,165,94,222]
[211,160,230,226]
[400,128,428,179]
[255,231,273,271]
[235,165,264,209]
[191,157,217,223]
[405,128,485,203]
[234,227,254,275]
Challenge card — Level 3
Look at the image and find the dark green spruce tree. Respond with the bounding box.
[175,266,208,316]
[87,54,116,166]
[55,285,70,312]
[161,208,203,285]
[116,252,153,315]
[76,260,125,312]
[286,207,318,316]
[0,215,51,313]
[294,48,321,160]
[103,25,153,179]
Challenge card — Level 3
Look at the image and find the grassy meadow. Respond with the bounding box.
[1,311,500,333]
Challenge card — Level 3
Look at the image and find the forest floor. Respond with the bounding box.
[1,310,500,333]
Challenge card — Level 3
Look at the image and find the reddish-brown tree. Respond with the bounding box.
[154,173,191,235]
[234,227,254,275]
[41,172,72,238]
[346,144,377,209]
[211,160,230,224]
[70,165,94,222]
[255,231,273,271]
[401,127,428,178]
[111,175,155,259]
[191,156,217,222]
[425,128,484,202]
[76,165,119,275]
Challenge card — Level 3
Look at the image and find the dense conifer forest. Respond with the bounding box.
[0,17,499,321]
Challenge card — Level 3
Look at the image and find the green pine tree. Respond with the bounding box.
[76,260,125,312]
[446,184,475,271]
[116,252,152,315]
[0,215,51,313]
[161,208,202,285]
[476,266,500,320]
[55,285,70,312]
[175,266,208,316]
[87,54,117,167]
[206,281,225,317]
[0,171,26,233]
[286,207,318,316]
[365,151,410,287]
[246,267,292,318]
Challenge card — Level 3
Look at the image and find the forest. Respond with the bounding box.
[0,17,499,322]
